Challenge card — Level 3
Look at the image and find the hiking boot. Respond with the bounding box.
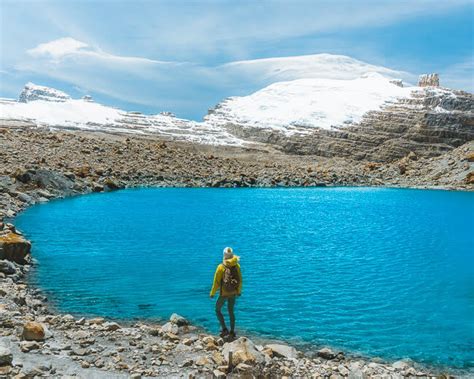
[219,328,229,338]
[229,331,236,339]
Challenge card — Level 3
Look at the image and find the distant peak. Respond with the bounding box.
[19,82,71,103]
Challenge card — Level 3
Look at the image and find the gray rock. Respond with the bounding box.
[222,337,264,365]
[348,368,368,379]
[170,313,189,326]
[103,321,121,331]
[17,192,33,203]
[0,344,13,365]
[0,259,16,274]
[265,343,298,359]
[317,347,337,360]
[392,360,410,370]
[161,322,178,335]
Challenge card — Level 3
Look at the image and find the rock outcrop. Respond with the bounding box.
[418,73,440,87]
[0,226,31,264]
[18,82,71,103]
[224,86,474,162]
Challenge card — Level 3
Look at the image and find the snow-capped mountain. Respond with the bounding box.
[206,73,416,135]
[0,83,243,146]
[0,58,472,161]
[222,53,413,84]
[19,82,71,103]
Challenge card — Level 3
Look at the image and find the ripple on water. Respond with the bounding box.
[15,187,474,370]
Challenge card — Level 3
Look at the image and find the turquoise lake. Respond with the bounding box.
[14,187,474,370]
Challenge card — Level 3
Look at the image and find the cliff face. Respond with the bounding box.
[216,85,473,162]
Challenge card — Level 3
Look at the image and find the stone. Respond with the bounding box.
[418,73,440,87]
[103,321,121,331]
[161,322,179,335]
[170,313,189,326]
[22,321,45,341]
[235,362,253,373]
[265,343,298,359]
[392,360,410,370]
[213,369,226,378]
[20,341,41,352]
[88,317,105,325]
[222,337,264,365]
[17,192,33,203]
[0,344,13,365]
[348,368,368,379]
[0,233,31,264]
[0,259,16,275]
[317,347,337,360]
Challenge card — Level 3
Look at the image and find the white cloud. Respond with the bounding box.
[27,37,89,60]
[26,37,169,66]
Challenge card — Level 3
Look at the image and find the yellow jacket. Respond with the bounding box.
[210,256,242,297]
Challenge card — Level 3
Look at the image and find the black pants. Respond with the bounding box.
[215,295,236,332]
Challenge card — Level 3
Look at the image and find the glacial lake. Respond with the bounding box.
[14,187,474,370]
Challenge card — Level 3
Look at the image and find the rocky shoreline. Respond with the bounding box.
[1,123,473,378]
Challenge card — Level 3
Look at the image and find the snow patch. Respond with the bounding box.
[206,74,417,134]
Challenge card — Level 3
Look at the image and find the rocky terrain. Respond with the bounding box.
[0,121,472,377]
[208,84,474,162]
[0,69,473,377]
[0,254,449,379]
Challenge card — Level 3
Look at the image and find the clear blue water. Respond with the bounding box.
[14,187,474,370]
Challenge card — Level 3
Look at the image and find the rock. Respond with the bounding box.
[103,321,121,331]
[222,337,264,365]
[213,369,226,378]
[0,344,13,365]
[22,321,45,341]
[348,368,368,379]
[265,343,298,359]
[317,347,337,360]
[0,259,16,274]
[88,317,105,325]
[17,192,33,203]
[418,73,440,87]
[392,360,410,370]
[0,233,31,264]
[161,322,178,335]
[170,313,189,326]
[20,341,41,352]
[235,362,253,373]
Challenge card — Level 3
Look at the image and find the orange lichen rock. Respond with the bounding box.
[0,232,31,264]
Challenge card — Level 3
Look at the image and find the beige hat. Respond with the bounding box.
[223,247,233,260]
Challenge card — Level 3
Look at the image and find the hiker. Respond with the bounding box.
[210,247,242,338]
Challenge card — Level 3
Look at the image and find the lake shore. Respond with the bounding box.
[1,124,472,377]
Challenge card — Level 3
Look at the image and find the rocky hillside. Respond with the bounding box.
[1,72,473,164]
[208,74,473,162]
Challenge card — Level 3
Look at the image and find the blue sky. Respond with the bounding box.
[1,0,473,120]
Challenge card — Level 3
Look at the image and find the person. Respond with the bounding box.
[210,247,242,338]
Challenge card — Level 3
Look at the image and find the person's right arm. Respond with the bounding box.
[210,265,222,297]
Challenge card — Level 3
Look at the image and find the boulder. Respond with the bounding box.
[103,321,121,331]
[0,232,31,264]
[22,322,46,341]
[317,347,337,360]
[161,322,178,335]
[264,343,298,359]
[222,337,264,366]
[0,260,16,275]
[170,313,189,326]
[0,344,13,366]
